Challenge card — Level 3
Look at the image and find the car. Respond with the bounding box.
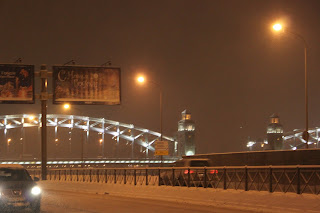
[174,158,212,167]
[160,158,217,186]
[0,164,41,212]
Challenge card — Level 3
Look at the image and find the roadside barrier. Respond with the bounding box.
[28,165,320,195]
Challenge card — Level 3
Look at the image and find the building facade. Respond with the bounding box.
[177,110,196,156]
[266,113,284,150]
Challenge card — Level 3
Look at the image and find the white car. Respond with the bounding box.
[0,164,41,212]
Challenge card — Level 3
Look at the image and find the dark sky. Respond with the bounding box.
[1,0,320,154]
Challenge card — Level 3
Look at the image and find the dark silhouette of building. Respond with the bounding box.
[177,110,195,156]
[266,113,284,150]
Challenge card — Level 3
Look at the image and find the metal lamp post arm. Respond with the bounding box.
[146,80,163,141]
[285,29,309,148]
[286,30,309,48]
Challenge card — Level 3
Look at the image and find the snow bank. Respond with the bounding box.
[39,181,320,213]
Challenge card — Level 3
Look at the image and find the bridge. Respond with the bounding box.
[283,128,320,149]
[247,128,320,150]
[0,114,179,162]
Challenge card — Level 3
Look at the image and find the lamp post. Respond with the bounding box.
[272,23,309,149]
[99,139,103,157]
[137,76,163,162]
[7,138,11,155]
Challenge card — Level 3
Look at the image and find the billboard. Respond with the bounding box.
[0,64,34,104]
[53,65,121,105]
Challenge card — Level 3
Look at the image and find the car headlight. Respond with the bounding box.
[31,186,41,195]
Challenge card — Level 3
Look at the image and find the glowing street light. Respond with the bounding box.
[271,22,309,149]
[137,76,145,83]
[28,115,35,121]
[7,138,12,154]
[63,103,70,109]
[273,23,282,31]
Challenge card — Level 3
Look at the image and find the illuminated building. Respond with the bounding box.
[266,113,283,150]
[177,110,196,156]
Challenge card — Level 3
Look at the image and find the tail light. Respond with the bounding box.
[210,170,218,174]
[184,170,194,174]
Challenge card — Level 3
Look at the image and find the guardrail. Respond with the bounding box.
[28,165,320,195]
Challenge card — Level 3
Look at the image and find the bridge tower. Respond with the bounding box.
[266,113,283,150]
[177,110,196,156]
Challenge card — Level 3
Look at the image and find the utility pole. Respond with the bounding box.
[40,65,48,180]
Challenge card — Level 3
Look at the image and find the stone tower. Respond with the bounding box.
[177,110,196,156]
[267,113,284,150]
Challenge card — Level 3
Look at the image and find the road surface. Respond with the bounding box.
[38,189,251,213]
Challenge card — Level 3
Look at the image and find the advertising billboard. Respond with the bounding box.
[0,64,34,104]
[53,65,121,105]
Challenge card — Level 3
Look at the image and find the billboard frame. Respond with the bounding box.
[0,63,35,104]
[52,65,121,105]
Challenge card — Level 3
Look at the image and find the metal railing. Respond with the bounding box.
[28,165,320,195]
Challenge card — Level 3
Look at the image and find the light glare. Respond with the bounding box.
[31,186,41,195]
[64,104,70,109]
[273,23,282,31]
[137,76,145,83]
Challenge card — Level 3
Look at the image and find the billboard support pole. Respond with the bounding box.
[160,89,163,167]
[40,65,48,180]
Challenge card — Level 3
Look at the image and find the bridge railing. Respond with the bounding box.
[28,165,320,195]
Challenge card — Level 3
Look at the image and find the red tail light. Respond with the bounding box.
[184,170,194,174]
[210,170,218,174]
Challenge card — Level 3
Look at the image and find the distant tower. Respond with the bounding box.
[177,110,196,156]
[266,113,284,150]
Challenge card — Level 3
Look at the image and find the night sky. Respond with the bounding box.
[1,0,320,154]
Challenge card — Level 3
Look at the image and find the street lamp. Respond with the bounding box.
[7,138,12,155]
[272,23,309,149]
[273,23,282,31]
[63,103,70,109]
[28,115,35,121]
[137,75,163,161]
[99,139,103,157]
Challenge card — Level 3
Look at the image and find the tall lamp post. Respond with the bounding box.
[272,23,309,149]
[137,76,163,161]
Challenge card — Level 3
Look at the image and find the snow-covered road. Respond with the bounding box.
[37,181,320,213]
[40,190,249,213]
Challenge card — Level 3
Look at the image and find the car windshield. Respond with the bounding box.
[0,168,32,181]
[190,161,209,167]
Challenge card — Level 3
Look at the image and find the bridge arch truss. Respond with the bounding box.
[0,114,178,159]
[283,128,320,150]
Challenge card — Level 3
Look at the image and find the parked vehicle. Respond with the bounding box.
[0,164,41,212]
[160,158,218,186]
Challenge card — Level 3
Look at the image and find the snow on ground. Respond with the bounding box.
[39,181,320,213]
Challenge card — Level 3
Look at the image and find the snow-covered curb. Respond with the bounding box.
[38,181,320,213]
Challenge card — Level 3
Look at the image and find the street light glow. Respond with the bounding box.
[28,115,35,121]
[273,23,282,31]
[63,103,70,109]
[137,76,145,83]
